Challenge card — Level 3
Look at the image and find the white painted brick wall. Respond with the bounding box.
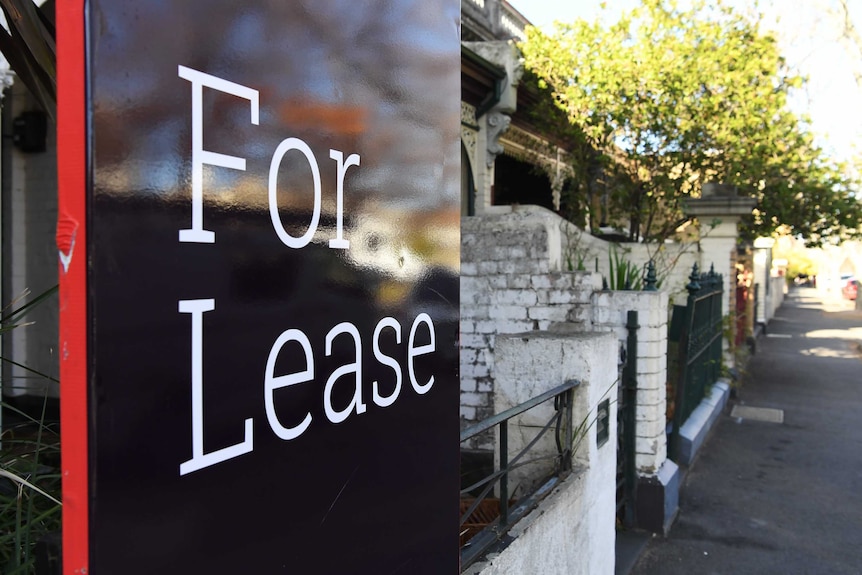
[461,206,674,476]
[470,330,618,575]
[460,210,601,443]
[635,387,665,408]
[590,290,669,474]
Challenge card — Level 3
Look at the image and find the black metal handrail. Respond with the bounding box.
[459,379,580,569]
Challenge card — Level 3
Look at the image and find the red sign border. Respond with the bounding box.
[57,0,88,572]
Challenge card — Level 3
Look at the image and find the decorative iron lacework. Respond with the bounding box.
[461,101,478,129]
[461,125,478,158]
[461,103,479,166]
[499,126,574,178]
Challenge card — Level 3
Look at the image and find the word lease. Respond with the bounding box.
[178,301,436,476]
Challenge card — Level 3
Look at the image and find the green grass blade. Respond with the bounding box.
[1,284,58,324]
[0,357,59,383]
[0,470,61,506]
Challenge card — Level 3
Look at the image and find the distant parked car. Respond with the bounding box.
[843,278,858,301]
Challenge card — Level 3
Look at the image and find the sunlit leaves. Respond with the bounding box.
[519,0,861,245]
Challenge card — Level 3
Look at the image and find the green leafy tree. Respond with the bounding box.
[520,0,861,245]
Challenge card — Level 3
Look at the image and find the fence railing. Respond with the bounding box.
[461,0,527,41]
[669,264,723,461]
[616,311,638,528]
[459,379,579,569]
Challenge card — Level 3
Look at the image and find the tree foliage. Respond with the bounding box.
[520,0,861,245]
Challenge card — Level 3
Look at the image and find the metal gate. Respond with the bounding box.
[616,311,638,528]
[669,264,724,461]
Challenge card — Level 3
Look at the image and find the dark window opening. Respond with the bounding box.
[492,154,553,211]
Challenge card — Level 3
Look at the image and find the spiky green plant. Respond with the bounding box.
[0,286,61,574]
[606,246,643,290]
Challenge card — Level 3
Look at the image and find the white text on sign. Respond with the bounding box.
[175,66,437,476]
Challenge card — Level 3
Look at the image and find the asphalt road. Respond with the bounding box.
[632,287,862,575]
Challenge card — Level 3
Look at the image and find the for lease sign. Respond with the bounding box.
[58,2,460,573]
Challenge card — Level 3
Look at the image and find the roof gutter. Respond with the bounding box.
[461,45,507,119]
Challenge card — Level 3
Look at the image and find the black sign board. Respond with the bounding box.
[58,2,460,572]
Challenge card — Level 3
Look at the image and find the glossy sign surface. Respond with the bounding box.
[86,1,460,572]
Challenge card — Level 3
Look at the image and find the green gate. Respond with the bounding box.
[669,264,724,461]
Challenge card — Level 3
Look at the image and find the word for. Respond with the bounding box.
[178,65,358,249]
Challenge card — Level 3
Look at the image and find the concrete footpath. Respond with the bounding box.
[631,287,862,575]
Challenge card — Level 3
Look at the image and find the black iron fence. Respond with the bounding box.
[616,311,638,528]
[669,264,723,461]
[459,379,579,569]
